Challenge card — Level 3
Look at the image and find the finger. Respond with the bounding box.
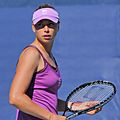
[87,110,97,115]
[96,107,102,112]
[87,107,102,115]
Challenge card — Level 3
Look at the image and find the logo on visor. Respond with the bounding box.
[42,9,47,15]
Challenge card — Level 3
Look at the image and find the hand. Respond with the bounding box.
[79,101,102,115]
[69,101,102,115]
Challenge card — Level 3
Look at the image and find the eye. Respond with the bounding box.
[35,22,44,30]
[37,22,42,26]
[48,22,57,28]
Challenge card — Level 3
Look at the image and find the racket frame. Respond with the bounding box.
[64,80,116,119]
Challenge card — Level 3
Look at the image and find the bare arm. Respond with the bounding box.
[9,47,66,120]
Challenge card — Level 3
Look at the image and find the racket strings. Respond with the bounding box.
[65,81,116,120]
[95,85,114,101]
[97,87,114,102]
[69,85,114,104]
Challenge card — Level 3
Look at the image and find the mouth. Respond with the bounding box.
[43,35,51,40]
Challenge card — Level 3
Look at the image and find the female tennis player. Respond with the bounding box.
[9,4,100,120]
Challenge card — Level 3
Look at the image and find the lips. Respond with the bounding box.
[43,35,51,40]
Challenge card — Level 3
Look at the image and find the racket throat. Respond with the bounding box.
[67,112,80,120]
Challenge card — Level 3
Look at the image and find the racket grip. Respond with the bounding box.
[66,112,79,120]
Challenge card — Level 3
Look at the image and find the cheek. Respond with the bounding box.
[54,31,58,38]
[52,29,58,37]
[35,31,43,40]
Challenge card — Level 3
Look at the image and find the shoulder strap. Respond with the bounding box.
[16,45,48,69]
[26,45,46,60]
[26,45,58,69]
[25,45,48,67]
[50,54,58,67]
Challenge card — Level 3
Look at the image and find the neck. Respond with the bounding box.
[34,38,53,54]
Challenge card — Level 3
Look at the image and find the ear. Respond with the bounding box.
[32,24,36,32]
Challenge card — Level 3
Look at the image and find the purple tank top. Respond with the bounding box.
[16,45,62,120]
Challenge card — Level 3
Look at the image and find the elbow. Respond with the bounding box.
[9,94,16,105]
[9,93,19,106]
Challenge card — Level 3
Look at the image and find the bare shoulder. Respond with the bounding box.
[16,46,41,71]
[20,46,40,61]
[10,47,41,96]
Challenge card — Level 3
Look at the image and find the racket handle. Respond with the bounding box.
[66,112,79,120]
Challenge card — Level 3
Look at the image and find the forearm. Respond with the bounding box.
[9,94,53,120]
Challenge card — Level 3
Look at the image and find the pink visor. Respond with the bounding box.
[32,8,59,25]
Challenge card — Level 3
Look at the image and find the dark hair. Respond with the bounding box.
[35,4,56,12]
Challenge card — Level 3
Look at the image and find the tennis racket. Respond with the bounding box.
[63,80,116,119]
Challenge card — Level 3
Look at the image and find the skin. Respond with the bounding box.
[68,101,101,115]
[9,19,101,120]
[9,19,66,120]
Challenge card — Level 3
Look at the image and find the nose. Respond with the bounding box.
[44,25,49,33]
